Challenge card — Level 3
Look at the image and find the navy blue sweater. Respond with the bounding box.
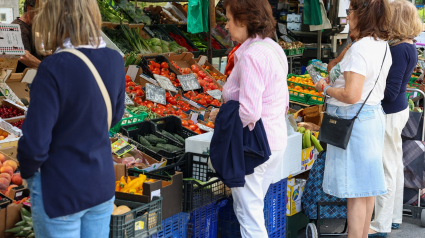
[17,48,125,218]
[210,101,271,188]
[382,43,417,114]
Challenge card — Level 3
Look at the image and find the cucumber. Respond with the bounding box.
[174,133,185,144]
[157,143,182,152]
[144,134,167,145]
[161,130,179,141]
[310,134,323,152]
[304,130,311,148]
[138,135,152,147]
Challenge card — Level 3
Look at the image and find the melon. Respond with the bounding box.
[112,205,131,215]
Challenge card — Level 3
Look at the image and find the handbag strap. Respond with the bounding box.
[58,49,113,129]
[352,45,388,119]
[248,41,288,73]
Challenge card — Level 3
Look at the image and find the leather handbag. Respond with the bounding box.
[318,46,387,149]
[57,49,113,129]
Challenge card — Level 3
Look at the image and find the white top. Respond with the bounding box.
[327,37,392,106]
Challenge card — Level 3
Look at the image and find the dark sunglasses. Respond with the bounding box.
[346,9,355,15]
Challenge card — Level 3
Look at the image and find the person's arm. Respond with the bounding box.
[316,72,365,104]
[113,71,126,127]
[383,49,408,102]
[327,43,352,72]
[238,53,266,130]
[19,50,41,69]
[17,63,59,179]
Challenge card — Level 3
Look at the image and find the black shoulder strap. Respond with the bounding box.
[353,45,388,119]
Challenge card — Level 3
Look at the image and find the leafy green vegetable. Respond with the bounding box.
[102,27,134,54]
[116,0,151,25]
[97,0,122,23]
[124,52,142,67]
[121,24,152,54]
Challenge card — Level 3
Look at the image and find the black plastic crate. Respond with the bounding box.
[140,55,179,79]
[150,116,189,146]
[0,193,12,209]
[120,121,184,163]
[110,198,162,238]
[131,152,228,213]
[177,25,227,58]
[159,24,201,58]
[128,152,186,177]
[143,25,174,42]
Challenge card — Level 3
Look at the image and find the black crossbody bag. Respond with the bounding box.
[318,46,387,149]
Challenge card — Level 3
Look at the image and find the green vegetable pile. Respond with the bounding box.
[102,27,134,54]
[127,105,158,120]
[137,134,182,153]
[97,0,123,23]
[121,24,153,54]
[116,0,151,25]
[145,38,187,54]
[6,207,34,237]
[124,52,142,67]
[183,32,207,52]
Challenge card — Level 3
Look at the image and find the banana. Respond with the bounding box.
[297,127,305,134]
[14,220,26,227]
[311,134,323,152]
[15,230,31,237]
[304,130,311,148]
[5,226,25,233]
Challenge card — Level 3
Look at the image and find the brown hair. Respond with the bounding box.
[223,0,276,39]
[350,0,391,41]
[33,0,102,55]
[389,0,422,40]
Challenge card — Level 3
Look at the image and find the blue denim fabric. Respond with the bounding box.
[26,172,114,238]
[322,103,388,198]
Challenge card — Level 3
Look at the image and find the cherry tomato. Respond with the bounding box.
[161,62,169,68]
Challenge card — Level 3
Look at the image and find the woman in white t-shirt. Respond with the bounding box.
[315,0,392,237]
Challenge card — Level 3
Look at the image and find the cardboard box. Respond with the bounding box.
[114,164,183,219]
[185,132,213,155]
[0,144,18,161]
[301,146,318,172]
[0,69,31,105]
[7,187,29,201]
[0,202,22,238]
[286,178,306,216]
[272,132,302,183]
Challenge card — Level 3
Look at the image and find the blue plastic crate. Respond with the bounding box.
[187,199,228,238]
[149,212,190,238]
[217,178,287,238]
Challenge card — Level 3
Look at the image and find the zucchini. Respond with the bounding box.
[144,134,167,145]
[138,135,152,147]
[156,143,182,152]
[174,133,185,144]
[161,130,179,141]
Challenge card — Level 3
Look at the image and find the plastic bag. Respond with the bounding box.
[286,114,297,136]
[187,0,208,33]
[165,2,187,23]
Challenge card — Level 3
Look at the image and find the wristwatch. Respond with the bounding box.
[323,85,331,97]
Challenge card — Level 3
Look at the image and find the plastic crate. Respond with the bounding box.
[150,116,187,146]
[149,212,190,238]
[289,89,309,104]
[307,95,324,105]
[120,121,184,164]
[187,199,228,238]
[159,24,201,58]
[110,111,148,135]
[217,179,287,238]
[129,152,187,177]
[140,55,179,79]
[143,25,174,42]
[110,198,163,238]
[130,152,228,213]
[177,25,227,58]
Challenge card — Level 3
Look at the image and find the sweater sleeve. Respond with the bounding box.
[113,75,126,127]
[17,63,60,179]
[383,48,408,102]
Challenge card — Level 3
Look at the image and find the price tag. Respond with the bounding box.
[111,138,134,156]
[198,56,207,66]
[191,113,198,122]
[140,74,159,86]
[153,74,177,92]
[197,123,214,132]
[178,74,201,91]
[207,89,222,100]
[124,93,134,105]
[126,65,139,82]
[145,83,166,105]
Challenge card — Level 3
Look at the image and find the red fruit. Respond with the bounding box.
[191,65,199,73]
[0,177,10,191]
[11,173,22,186]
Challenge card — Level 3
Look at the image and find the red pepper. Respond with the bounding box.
[169,33,195,51]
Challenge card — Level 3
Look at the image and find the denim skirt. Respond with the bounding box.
[322,103,387,198]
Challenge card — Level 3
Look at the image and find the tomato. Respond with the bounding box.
[167,96,177,105]
[206,121,215,129]
[160,72,169,77]
[134,85,142,90]
[161,62,169,68]
[183,68,191,74]
[165,92,171,98]
[194,128,202,134]
[134,97,143,104]
[198,99,207,106]
[128,82,136,86]
[155,63,161,69]
[191,65,199,73]
[146,102,154,109]
[198,71,206,79]
[149,61,156,65]
[189,125,197,131]
[153,69,160,75]
[188,120,195,125]
[170,73,176,78]
[182,105,190,111]
[205,66,210,70]
[149,65,154,71]
[161,68,169,73]
[205,96,213,104]
[135,89,144,97]
[125,75,132,82]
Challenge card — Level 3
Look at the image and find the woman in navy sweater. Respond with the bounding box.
[369,1,422,237]
[17,0,125,237]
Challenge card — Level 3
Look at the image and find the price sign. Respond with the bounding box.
[207,89,222,100]
[145,83,166,105]
[153,74,177,92]
[124,93,134,105]
[178,74,201,91]
[111,138,134,156]
[126,65,139,82]
[197,123,214,132]
[140,74,159,86]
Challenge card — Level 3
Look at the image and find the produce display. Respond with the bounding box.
[116,0,151,24]
[10,120,24,129]
[169,33,196,52]
[0,105,24,119]
[115,174,148,195]
[5,207,34,238]
[136,134,182,153]
[297,125,323,152]
[202,65,227,81]
[183,91,222,107]
[124,52,142,67]
[287,74,324,104]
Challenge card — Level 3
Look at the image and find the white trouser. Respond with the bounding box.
[231,149,286,238]
[370,107,409,233]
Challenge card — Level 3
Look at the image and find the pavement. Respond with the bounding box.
[297,216,425,238]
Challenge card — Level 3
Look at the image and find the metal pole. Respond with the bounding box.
[207,0,213,63]
[317,30,322,60]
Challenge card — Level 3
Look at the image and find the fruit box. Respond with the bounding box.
[7,186,29,201]
[114,164,183,219]
[0,68,32,103]
[0,201,22,238]
[286,178,306,216]
[0,98,26,121]
[301,146,318,172]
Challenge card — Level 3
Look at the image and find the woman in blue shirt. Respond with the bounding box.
[17,0,125,237]
[369,0,422,237]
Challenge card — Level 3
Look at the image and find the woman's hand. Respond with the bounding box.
[209,109,219,123]
[315,79,329,92]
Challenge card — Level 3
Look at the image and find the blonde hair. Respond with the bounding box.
[389,0,422,40]
[33,0,102,54]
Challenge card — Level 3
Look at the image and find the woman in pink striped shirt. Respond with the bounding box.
[210,0,289,236]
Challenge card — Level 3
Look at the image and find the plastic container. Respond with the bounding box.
[217,179,288,238]
[149,212,190,238]
[150,116,187,146]
[159,24,200,58]
[110,111,148,135]
[120,121,184,164]
[140,55,179,79]
[110,198,163,238]
[308,95,324,105]
[289,89,309,104]
[177,25,227,57]
[143,25,174,42]
[187,199,228,238]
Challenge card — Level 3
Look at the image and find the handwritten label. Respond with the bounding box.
[140,74,159,86]
[198,56,207,66]
[145,83,166,105]
[178,74,201,91]
[197,123,214,132]
[191,113,198,122]
[124,93,134,105]
[207,89,222,100]
[126,65,139,82]
[153,74,177,92]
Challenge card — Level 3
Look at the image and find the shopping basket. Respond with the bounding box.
[402,88,425,227]
[302,150,348,237]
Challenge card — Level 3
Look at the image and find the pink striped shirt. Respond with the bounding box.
[222,36,289,151]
